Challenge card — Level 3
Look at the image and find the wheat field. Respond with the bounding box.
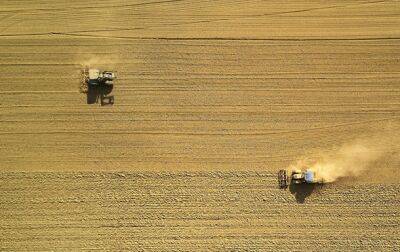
[0,0,399,250]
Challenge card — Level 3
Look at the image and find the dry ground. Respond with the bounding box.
[0,0,399,250]
[1,172,399,250]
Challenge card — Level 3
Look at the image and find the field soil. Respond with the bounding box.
[0,0,399,250]
[1,172,399,250]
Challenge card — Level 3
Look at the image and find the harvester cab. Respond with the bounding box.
[101,71,115,80]
[291,169,305,184]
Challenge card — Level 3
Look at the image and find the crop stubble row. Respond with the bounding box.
[0,172,399,250]
[0,0,400,250]
[0,38,399,171]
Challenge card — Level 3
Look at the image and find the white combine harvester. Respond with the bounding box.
[80,67,116,93]
[278,169,323,188]
[80,67,116,105]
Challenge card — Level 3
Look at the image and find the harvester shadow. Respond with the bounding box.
[289,183,322,204]
[87,84,114,106]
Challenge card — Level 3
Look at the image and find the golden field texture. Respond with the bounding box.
[0,0,399,250]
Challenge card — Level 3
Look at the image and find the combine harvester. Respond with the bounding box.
[80,67,116,105]
[278,169,323,188]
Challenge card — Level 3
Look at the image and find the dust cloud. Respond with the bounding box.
[289,129,399,183]
[77,54,120,68]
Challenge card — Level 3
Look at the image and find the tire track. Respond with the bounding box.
[1,172,399,250]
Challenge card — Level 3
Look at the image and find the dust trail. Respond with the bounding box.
[71,3,122,69]
[75,54,121,68]
[289,128,400,183]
